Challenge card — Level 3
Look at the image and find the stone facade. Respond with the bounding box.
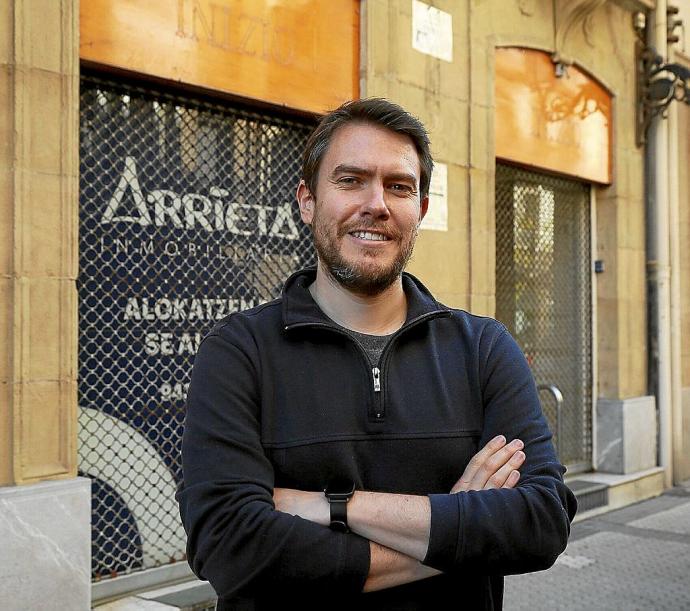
[1,0,689,604]
[0,0,79,486]
[0,0,87,607]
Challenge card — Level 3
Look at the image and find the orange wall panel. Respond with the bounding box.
[496,48,612,185]
[80,0,359,114]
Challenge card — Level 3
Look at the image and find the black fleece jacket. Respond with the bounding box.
[177,269,577,610]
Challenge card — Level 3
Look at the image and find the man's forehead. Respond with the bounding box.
[322,122,421,176]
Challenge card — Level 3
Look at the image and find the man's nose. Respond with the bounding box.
[361,182,390,218]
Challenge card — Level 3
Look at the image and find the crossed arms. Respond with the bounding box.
[274,434,527,591]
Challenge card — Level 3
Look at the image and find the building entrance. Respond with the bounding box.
[495,164,592,472]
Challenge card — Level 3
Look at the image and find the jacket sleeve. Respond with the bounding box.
[176,329,371,599]
[422,323,578,575]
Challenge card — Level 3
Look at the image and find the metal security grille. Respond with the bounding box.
[78,74,315,581]
[495,164,592,472]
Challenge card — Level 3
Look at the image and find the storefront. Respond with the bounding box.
[3,1,689,608]
[494,47,612,473]
[77,0,359,593]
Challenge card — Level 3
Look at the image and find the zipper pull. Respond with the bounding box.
[372,367,381,392]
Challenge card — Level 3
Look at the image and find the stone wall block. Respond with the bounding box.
[0,2,11,66]
[469,39,495,108]
[625,249,648,398]
[0,382,11,485]
[0,65,12,166]
[430,96,469,166]
[0,277,9,383]
[365,0,391,84]
[410,243,470,307]
[615,95,637,151]
[469,166,496,312]
[410,164,469,305]
[597,351,619,399]
[620,194,645,251]
[62,77,80,281]
[628,337,648,399]
[616,293,632,396]
[391,10,469,102]
[482,0,554,46]
[612,146,630,200]
[469,103,493,172]
[0,168,11,277]
[440,29,470,102]
[15,0,62,73]
[371,80,469,166]
[596,297,620,399]
[16,379,74,481]
[469,294,495,319]
[19,170,64,276]
[594,195,618,300]
[25,277,62,380]
[16,67,63,176]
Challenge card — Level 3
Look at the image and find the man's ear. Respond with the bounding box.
[418,194,429,225]
[296,180,315,225]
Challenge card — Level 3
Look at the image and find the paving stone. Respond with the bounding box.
[504,485,690,611]
[628,501,690,536]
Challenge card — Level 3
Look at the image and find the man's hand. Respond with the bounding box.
[450,435,525,493]
[273,488,329,525]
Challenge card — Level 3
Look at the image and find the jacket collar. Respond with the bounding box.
[281,267,451,331]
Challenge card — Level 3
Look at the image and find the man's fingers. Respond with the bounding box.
[451,436,526,493]
[484,450,525,489]
[455,435,507,489]
[504,469,521,488]
[479,440,524,487]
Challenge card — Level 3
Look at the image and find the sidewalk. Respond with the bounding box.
[505,479,690,610]
[96,481,690,611]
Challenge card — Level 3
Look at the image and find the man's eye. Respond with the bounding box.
[338,177,359,185]
[390,183,413,193]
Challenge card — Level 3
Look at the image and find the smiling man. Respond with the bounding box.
[177,99,577,610]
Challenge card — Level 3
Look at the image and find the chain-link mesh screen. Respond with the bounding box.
[77,74,316,581]
[495,164,592,472]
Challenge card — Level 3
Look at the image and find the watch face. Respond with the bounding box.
[324,478,355,499]
[329,520,349,533]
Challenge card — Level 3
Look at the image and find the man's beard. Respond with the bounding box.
[311,209,418,296]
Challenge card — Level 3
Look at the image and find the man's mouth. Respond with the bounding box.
[349,231,391,242]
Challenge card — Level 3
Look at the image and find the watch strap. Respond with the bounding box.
[329,498,349,532]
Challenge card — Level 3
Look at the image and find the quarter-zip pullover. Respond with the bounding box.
[177,268,577,610]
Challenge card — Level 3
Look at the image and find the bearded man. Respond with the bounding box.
[177,98,577,610]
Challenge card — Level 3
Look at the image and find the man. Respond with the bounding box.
[177,98,577,610]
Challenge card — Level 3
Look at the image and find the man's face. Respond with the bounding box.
[297,122,428,296]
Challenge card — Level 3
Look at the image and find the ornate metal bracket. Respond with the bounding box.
[636,12,690,147]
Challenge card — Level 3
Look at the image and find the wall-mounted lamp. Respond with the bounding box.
[635,10,690,147]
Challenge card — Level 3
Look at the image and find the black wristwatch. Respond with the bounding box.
[324,478,356,533]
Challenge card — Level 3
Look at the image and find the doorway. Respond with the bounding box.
[495,163,592,472]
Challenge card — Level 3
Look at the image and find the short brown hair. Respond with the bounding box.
[301,98,433,199]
